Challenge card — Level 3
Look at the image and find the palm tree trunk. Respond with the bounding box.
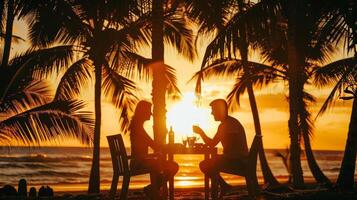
[288,81,304,188]
[152,0,167,145]
[235,0,278,186]
[88,62,102,194]
[240,49,279,186]
[337,98,357,190]
[1,0,14,68]
[287,0,305,188]
[303,132,331,186]
[299,94,331,186]
[247,85,280,186]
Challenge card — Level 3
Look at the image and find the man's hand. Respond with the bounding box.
[192,125,204,136]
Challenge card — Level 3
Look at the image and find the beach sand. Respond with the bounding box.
[51,184,357,200]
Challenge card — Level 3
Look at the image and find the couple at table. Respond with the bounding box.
[130,99,249,199]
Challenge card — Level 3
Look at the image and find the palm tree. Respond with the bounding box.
[18,0,148,193]
[0,47,94,146]
[192,0,343,188]
[189,0,279,187]
[313,0,356,189]
[315,56,356,189]
[122,0,195,146]
[19,0,195,193]
[151,0,167,145]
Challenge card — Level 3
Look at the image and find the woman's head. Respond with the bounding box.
[133,100,152,121]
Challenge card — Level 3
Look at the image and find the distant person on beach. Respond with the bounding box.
[193,99,248,197]
[129,100,178,199]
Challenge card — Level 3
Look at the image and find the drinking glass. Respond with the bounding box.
[182,137,188,147]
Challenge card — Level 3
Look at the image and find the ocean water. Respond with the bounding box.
[0,146,350,191]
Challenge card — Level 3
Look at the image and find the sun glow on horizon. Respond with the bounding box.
[166,93,211,141]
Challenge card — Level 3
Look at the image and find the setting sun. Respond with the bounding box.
[167,92,212,141]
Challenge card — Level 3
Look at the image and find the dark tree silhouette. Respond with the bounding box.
[18,0,147,193]
[315,56,357,190]
[0,47,94,145]
[188,0,279,186]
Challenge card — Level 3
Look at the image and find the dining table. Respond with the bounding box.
[166,143,218,200]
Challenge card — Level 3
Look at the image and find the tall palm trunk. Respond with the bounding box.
[287,0,304,188]
[152,0,167,145]
[1,0,14,68]
[236,0,278,186]
[302,132,331,185]
[240,46,279,186]
[300,106,331,186]
[288,80,305,188]
[299,91,331,186]
[247,84,279,186]
[88,58,103,194]
[337,98,357,189]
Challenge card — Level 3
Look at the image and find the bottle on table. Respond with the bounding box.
[168,126,175,145]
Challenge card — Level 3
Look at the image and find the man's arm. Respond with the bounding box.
[193,125,220,147]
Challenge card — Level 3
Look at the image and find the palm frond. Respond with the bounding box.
[0,33,26,43]
[97,0,135,25]
[163,11,197,62]
[109,12,152,50]
[226,64,285,112]
[314,57,356,117]
[194,58,244,81]
[54,58,92,101]
[314,57,356,87]
[18,0,88,47]
[0,100,94,145]
[190,58,245,97]
[164,64,181,100]
[8,45,74,81]
[201,0,281,69]
[0,80,52,118]
[102,64,138,109]
[191,57,284,98]
[317,0,356,53]
[186,0,234,35]
[226,76,248,112]
[110,51,151,81]
[102,64,138,132]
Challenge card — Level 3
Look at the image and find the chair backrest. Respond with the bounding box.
[107,134,129,175]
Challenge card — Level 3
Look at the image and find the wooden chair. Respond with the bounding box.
[107,134,151,200]
[219,135,261,198]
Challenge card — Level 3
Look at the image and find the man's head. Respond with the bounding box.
[134,100,152,121]
[209,99,228,121]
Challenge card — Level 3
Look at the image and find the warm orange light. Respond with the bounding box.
[174,176,202,188]
[167,92,211,141]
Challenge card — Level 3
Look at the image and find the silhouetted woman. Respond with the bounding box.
[130,100,178,199]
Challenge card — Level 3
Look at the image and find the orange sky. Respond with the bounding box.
[8,19,353,150]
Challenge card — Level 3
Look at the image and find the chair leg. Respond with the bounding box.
[211,173,218,200]
[120,175,130,200]
[109,173,120,199]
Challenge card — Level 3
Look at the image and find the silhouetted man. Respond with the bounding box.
[193,99,248,197]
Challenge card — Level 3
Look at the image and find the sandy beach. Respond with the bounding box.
[51,183,357,200]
